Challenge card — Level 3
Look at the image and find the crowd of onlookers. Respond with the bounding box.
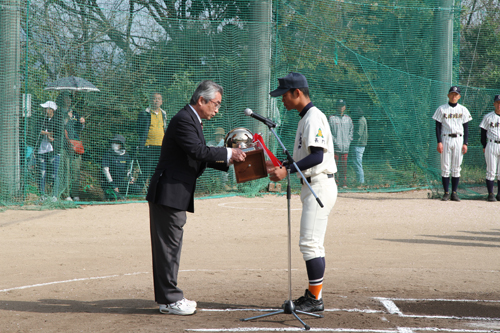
[33,91,372,202]
[34,92,167,202]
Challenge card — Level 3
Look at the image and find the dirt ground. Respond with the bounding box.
[1,190,499,332]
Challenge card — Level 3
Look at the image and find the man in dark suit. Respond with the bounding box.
[146,80,246,315]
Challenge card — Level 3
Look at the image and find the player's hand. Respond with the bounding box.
[230,148,246,163]
[114,188,119,192]
[437,142,443,154]
[462,144,468,154]
[265,160,275,174]
[268,166,286,182]
[80,117,85,124]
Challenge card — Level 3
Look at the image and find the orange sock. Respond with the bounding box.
[308,283,323,300]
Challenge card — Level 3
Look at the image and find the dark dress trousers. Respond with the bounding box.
[146,105,228,304]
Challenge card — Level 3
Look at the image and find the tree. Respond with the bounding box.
[459,0,500,89]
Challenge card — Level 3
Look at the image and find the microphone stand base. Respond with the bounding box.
[240,299,323,331]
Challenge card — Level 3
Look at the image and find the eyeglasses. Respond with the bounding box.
[208,99,222,110]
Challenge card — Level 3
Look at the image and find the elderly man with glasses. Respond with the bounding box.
[146,80,246,316]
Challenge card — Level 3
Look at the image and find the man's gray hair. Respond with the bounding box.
[190,80,223,105]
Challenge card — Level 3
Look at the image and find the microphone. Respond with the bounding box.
[244,108,276,128]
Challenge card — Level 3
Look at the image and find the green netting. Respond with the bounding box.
[1,0,499,209]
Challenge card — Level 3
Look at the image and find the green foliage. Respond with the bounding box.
[7,0,500,206]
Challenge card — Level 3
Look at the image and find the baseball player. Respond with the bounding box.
[432,86,472,201]
[479,95,500,202]
[268,72,337,312]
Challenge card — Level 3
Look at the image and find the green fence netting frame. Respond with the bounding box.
[1,0,499,209]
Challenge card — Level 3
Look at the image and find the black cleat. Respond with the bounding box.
[451,191,460,201]
[497,194,500,202]
[293,289,324,312]
[487,193,497,202]
[441,192,450,201]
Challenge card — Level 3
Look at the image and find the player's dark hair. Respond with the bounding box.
[290,87,310,98]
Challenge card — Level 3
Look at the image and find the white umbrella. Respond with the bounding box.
[45,76,100,92]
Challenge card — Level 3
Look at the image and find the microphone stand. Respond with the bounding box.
[241,122,324,330]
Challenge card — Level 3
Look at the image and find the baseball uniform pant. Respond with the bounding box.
[353,146,365,184]
[485,142,500,181]
[441,135,464,178]
[149,202,187,305]
[299,174,337,261]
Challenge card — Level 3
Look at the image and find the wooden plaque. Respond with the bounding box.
[234,149,267,183]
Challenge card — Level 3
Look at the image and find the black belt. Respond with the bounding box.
[446,133,462,138]
[490,139,500,144]
[300,174,334,185]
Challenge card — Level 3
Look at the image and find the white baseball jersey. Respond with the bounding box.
[432,103,472,178]
[479,111,500,141]
[293,106,337,262]
[293,106,337,178]
[432,103,472,135]
[479,111,500,180]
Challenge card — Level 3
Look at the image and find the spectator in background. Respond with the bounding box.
[329,99,353,188]
[101,134,140,200]
[207,127,226,147]
[136,92,167,190]
[37,101,63,202]
[352,106,368,186]
[57,91,85,201]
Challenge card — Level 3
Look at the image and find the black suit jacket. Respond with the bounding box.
[146,105,229,212]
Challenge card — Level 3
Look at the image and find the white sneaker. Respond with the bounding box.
[159,299,197,308]
[50,196,58,202]
[73,197,80,201]
[184,299,197,307]
[159,298,196,315]
[65,197,73,201]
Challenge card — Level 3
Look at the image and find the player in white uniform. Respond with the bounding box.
[432,86,472,201]
[268,72,337,312]
[479,95,500,202]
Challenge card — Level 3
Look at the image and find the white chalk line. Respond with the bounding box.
[0,268,297,294]
[188,329,395,332]
[186,328,497,332]
[200,308,384,314]
[380,297,500,303]
[0,272,148,293]
[3,275,499,330]
[374,297,500,321]
[218,202,301,211]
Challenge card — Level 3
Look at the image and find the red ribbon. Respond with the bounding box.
[253,133,282,167]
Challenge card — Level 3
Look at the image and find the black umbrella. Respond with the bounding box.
[45,76,100,92]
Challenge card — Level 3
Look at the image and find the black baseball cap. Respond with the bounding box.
[494,95,500,102]
[449,86,461,94]
[269,72,309,97]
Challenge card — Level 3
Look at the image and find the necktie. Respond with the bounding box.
[200,122,203,130]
